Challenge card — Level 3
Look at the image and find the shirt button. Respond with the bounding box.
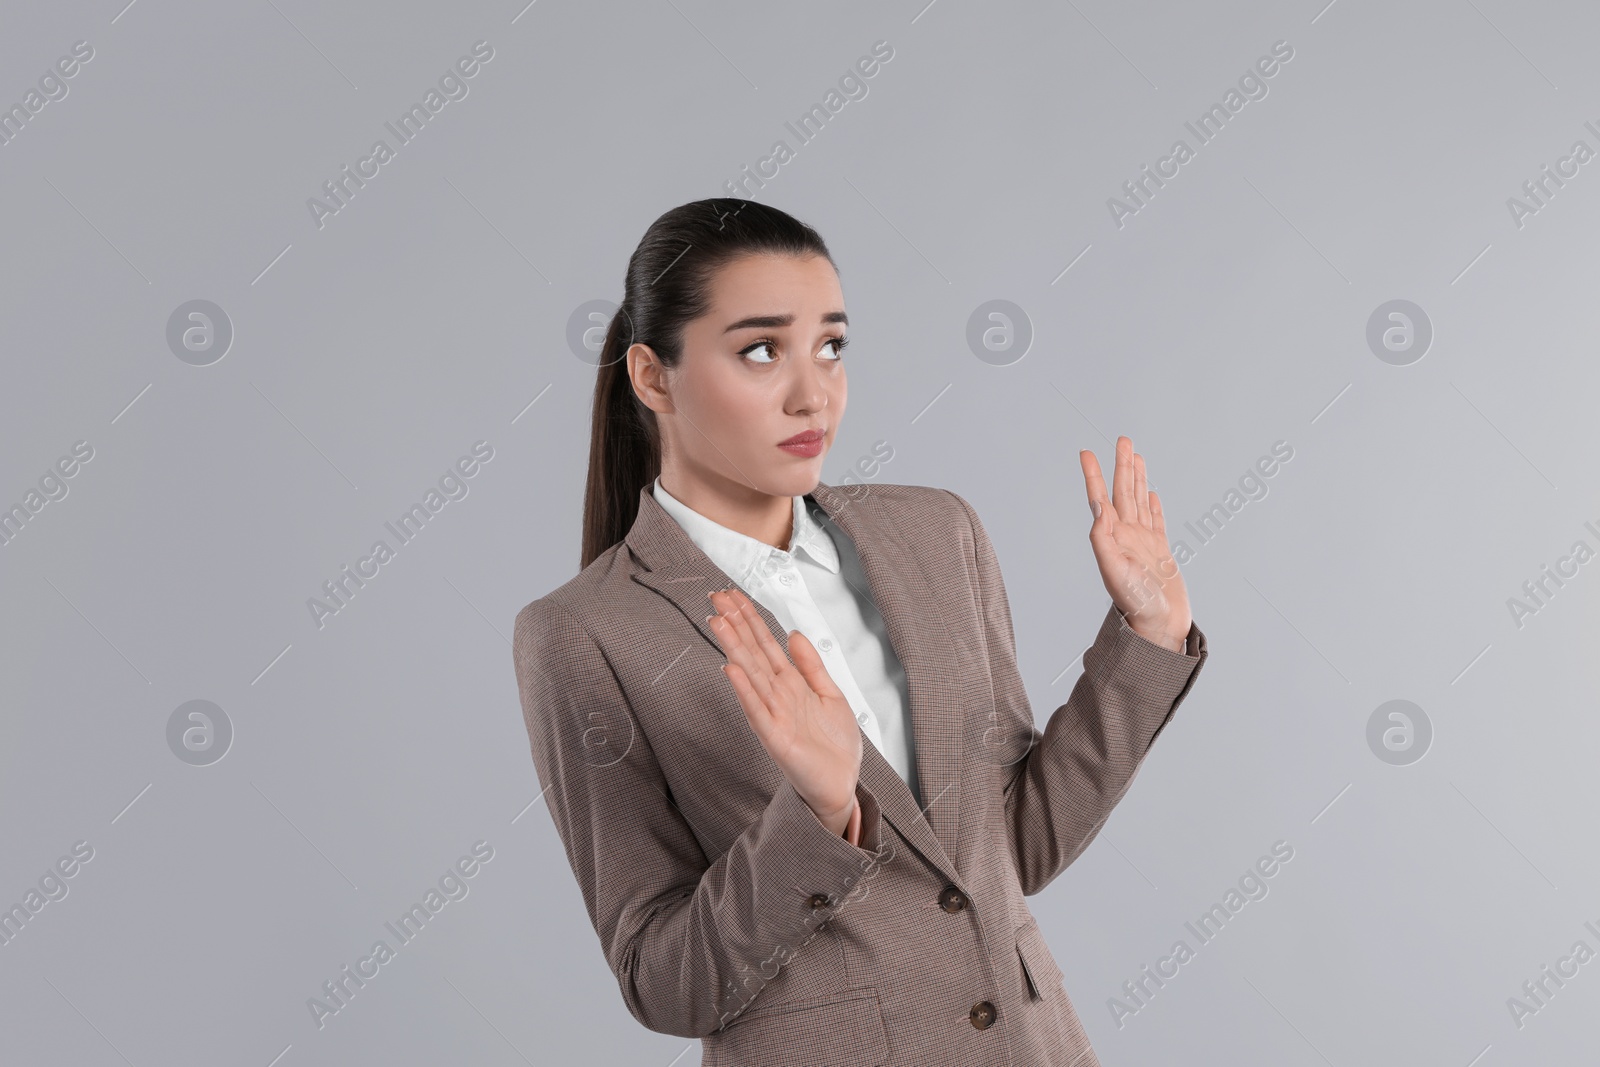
[819,638,833,651]
[856,712,869,725]
[780,573,795,586]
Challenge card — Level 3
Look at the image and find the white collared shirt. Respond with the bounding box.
[653,476,921,807]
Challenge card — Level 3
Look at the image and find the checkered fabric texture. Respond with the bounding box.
[513,480,1208,1066]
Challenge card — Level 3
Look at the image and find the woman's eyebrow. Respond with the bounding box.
[722,310,848,333]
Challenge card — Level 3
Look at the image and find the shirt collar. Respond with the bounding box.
[651,476,841,586]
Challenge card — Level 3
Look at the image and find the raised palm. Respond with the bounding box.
[708,587,862,830]
[1079,435,1193,651]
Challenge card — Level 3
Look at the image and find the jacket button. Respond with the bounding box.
[969,1001,997,1029]
[938,885,968,913]
[807,892,833,910]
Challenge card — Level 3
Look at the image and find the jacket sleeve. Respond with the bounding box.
[944,489,1208,896]
[512,596,889,1038]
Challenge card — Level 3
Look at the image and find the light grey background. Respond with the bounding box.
[3,0,1597,1064]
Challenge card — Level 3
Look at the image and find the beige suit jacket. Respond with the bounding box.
[512,480,1208,1066]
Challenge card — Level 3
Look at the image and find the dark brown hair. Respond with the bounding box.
[581,198,835,569]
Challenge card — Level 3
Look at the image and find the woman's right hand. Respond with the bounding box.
[708,587,862,837]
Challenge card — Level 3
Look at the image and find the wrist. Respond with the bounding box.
[1129,618,1188,653]
[813,794,858,839]
[844,799,861,847]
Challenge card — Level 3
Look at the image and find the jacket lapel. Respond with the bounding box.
[626,480,964,884]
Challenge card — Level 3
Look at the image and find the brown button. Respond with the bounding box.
[969,1001,997,1029]
[938,885,968,913]
[807,892,833,910]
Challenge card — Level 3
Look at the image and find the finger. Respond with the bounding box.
[712,592,789,718]
[720,661,774,738]
[1149,488,1168,543]
[1113,436,1136,523]
[709,599,781,709]
[1080,450,1116,546]
[1133,452,1151,529]
[718,586,791,679]
[709,613,774,708]
[1079,448,1110,519]
[714,590,798,714]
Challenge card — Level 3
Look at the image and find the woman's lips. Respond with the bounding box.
[778,430,824,457]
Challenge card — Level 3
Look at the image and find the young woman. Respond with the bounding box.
[512,199,1208,1066]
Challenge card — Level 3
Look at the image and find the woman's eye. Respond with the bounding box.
[740,337,848,364]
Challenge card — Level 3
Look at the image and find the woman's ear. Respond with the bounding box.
[627,342,674,415]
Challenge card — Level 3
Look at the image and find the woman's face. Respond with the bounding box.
[632,252,848,503]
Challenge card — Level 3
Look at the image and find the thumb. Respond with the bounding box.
[788,630,844,699]
[1088,495,1110,533]
[1087,495,1118,556]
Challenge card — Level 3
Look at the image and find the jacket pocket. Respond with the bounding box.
[711,987,890,1066]
[1015,921,1065,1001]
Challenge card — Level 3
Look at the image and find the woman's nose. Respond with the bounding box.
[786,357,831,412]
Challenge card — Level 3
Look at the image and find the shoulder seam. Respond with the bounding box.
[519,596,632,703]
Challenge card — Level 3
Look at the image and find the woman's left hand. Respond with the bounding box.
[1078,435,1193,653]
